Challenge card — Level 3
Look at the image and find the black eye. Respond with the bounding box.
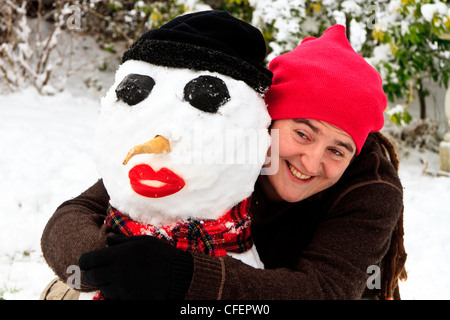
[183,76,230,113]
[115,74,155,106]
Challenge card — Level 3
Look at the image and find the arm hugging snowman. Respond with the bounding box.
[78,10,273,299]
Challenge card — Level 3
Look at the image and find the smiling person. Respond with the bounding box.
[262,119,357,203]
[40,23,406,300]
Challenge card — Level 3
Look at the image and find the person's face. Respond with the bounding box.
[261,119,356,202]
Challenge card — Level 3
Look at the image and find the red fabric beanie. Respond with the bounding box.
[265,24,387,154]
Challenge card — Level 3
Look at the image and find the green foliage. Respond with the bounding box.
[387,105,413,126]
[248,0,449,125]
[217,0,254,21]
[369,0,450,121]
[44,0,193,45]
[134,0,187,29]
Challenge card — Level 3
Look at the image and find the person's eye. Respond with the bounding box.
[297,131,308,139]
[330,148,344,157]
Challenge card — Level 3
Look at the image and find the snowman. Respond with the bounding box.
[82,11,273,299]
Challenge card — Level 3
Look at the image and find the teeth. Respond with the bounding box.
[288,163,312,180]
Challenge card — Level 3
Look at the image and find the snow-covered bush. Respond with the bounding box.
[0,0,210,94]
[1,0,448,129]
[0,0,69,94]
[366,0,450,122]
[249,0,386,61]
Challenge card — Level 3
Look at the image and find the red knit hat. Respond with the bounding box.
[265,24,387,154]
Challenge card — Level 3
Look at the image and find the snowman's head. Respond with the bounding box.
[94,60,271,226]
[93,11,273,226]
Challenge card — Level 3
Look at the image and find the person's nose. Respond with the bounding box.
[300,145,324,176]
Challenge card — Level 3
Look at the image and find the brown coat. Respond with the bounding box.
[41,133,404,299]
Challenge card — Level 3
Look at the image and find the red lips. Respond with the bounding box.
[129,164,185,198]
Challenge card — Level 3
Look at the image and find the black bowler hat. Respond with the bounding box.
[122,10,273,94]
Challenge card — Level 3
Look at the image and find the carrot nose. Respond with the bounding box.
[122,135,171,165]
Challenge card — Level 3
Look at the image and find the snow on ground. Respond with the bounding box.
[0,86,449,300]
[397,146,450,299]
[0,88,100,299]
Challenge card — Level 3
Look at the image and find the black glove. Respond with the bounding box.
[78,234,193,300]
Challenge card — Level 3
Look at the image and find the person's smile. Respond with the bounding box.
[287,161,313,181]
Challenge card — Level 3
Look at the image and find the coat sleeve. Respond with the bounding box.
[40,179,111,291]
[185,181,403,300]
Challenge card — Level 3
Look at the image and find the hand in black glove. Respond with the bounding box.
[78,234,193,300]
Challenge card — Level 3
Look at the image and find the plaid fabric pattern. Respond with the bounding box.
[105,197,254,257]
[93,198,254,300]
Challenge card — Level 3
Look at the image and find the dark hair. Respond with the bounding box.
[373,132,407,300]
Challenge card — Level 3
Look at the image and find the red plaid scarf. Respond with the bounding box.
[92,198,254,299]
[105,197,254,257]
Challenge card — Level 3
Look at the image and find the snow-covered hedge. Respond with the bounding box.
[1,0,449,128]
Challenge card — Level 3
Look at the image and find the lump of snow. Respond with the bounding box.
[386,104,406,116]
[341,0,362,16]
[421,2,448,22]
